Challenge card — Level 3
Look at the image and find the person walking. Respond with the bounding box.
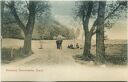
[56,40,59,49]
[56,35,63,49]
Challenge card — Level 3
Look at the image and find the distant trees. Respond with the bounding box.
[34,12,75,40]
[74,1,127,63]
[3,1,50,55]
[2,4,74,40]
[49,21,75,40]
[35,9,51,40]
[35,19,75,40]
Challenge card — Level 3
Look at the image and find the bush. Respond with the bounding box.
[73,54,127,65]
[2,24,24,39]
[1,47,23,62]
[1,48,12,61]
[105,55,127,65]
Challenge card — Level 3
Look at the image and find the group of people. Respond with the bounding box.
[56,40,80,49]
[56,39,80,50]
[55,35,80,50]
[67,43,79,49]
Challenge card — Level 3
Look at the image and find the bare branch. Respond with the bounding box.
[92,30,96,35]
[4,2,10,7]
[25,1,37,33]
[25,0,29,9]
[7,1,26,32]
[104,4,121,21]
[83,2,94,33]
[89,18,98,34]
[90,3,122,35]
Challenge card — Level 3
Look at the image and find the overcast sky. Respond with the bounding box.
[50,1,127,40]
[50,1,76,28]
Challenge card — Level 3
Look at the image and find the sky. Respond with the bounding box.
[50,1,127,40]
[50,1,76,28]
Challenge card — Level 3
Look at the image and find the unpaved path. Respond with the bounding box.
[2,39,83,66]
[2,39,128,81]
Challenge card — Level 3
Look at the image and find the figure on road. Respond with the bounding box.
[56,35,63,49]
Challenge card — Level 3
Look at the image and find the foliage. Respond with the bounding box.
[2,1,74,40]
[105,55,127,65]
[1,4,24,39]
[2,23,24,39]
[74,1,127,30]
[33,19,75,40]
[73,1,127,63]
[1,47,23,62]
[104,1,127,29]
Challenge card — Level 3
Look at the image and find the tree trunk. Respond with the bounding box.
[7,1,37,56]
[22,1,36,55]
[22,14,35,55]
[23,33,32,55]
[81,2,94,60]
[96,26,105,63]
[1,1,4,47]
[96,1,106,63]
[1,1,4,23]
[83,32,93,60]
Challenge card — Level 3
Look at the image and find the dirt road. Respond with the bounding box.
[2,39,83,66]
[1,39,128,81]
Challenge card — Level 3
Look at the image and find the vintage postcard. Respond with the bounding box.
[0,0,128,81]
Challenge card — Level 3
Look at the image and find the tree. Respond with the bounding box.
[1,1,24,39]
[4,1,50,55]
[74,1,127,61]
[75,1,96,60]
[1,1,4,30]
[96,1,106,63]
[34,14,74,40]
[96,1,127,63]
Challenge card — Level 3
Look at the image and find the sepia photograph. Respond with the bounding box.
[0,0,128,81]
